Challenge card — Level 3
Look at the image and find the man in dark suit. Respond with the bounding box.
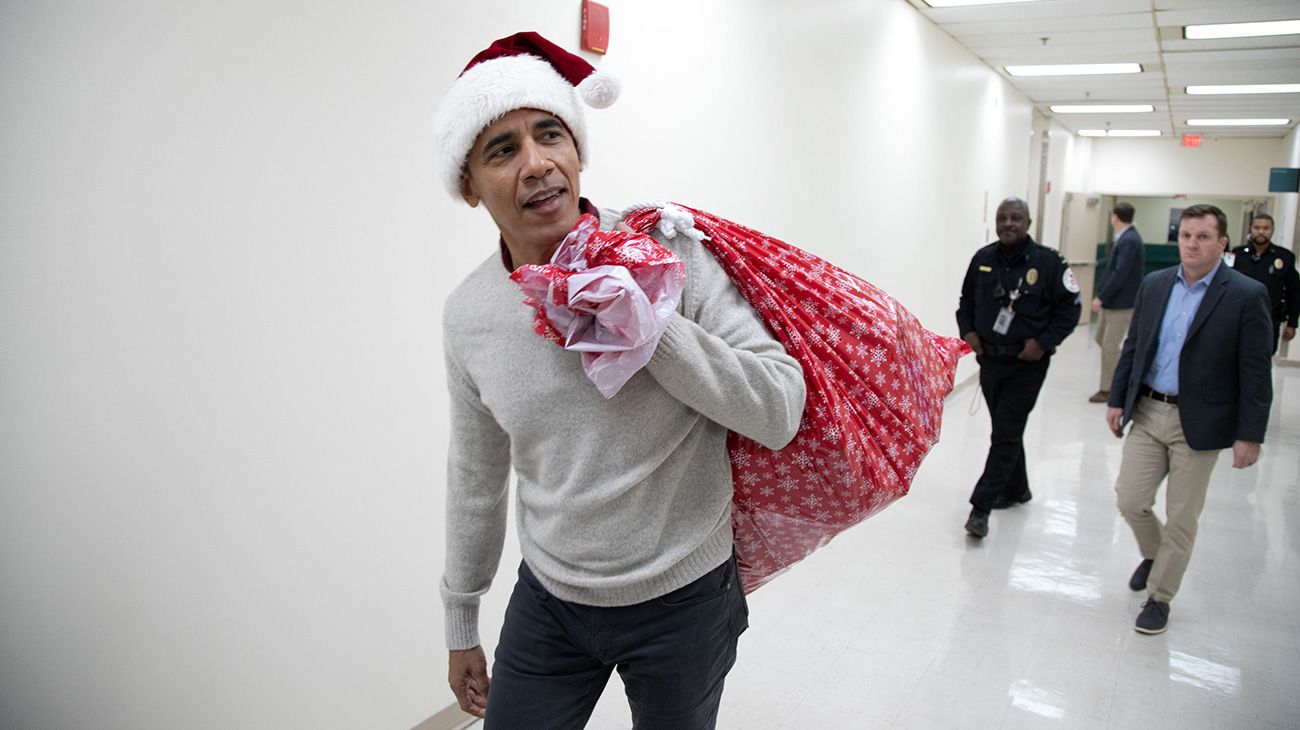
[1089,202,1143,403]
[1106,204,1273,635]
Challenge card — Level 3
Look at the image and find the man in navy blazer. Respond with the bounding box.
[1106,204,1273,635]
[1089,202,1143,403]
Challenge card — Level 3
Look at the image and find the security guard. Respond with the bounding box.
[1227,212,1299,353]
[956,197,1082,538]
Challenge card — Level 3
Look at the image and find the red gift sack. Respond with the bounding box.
[622,203,969,592]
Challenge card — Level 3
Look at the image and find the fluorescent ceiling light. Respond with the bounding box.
[1006,63,1142,77]
[1187,118,1290,126]
[1186,83,1300,95]
[1078,129,1162,137]
[1184,20,1300,40]
[924,0,1046,6]
[1050,104,1154,114]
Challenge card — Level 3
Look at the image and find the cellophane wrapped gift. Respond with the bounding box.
[515,203,969,592]
[511,213,686,398]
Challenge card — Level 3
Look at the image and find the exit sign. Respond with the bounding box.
[1182,134,1202,148]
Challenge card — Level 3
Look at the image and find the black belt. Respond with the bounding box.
[1140,385,1178,405]
[981,342,1024,357]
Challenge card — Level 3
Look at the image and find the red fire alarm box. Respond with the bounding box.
[582,1,609,54]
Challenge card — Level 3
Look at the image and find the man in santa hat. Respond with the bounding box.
[431,32,805,728]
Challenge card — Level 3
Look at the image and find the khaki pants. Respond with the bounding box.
[1095,307,1133,391]
[1114,399,1221,602]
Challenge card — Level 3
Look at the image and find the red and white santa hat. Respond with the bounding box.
[432,31,620,200]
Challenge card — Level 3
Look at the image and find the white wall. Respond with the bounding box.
[1085,136,1287,200]
[1030,117,1091,251]
[1277,126,1300,251]
[0,1,1033,728]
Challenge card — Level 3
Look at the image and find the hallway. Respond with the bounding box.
[588,329,1300,729]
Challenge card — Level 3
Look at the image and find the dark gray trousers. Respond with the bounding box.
[484,555,748,730]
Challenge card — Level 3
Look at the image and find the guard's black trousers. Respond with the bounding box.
[969,354,1050,512]
[484,554,748,729]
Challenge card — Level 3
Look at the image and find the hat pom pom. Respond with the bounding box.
[577,69,620,109]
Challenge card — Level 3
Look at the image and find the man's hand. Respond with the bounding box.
[1106,407,1124,438]
[1018,338,1046,362]
[1091,297,1102,313]
[449,647,490,718]
[963,332,984,357]
[1284,325,1295,342]
[1232,440,1261,469]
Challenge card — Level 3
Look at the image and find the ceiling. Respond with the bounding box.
[907,0,1300,139]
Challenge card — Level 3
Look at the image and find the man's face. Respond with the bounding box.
[995,202,1031,245]
[1178,214,1227,276]
[460,108,582,258]
[1250,218,1274,246]
[1110,212,1121,231]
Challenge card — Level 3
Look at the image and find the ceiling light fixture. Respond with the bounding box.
[1050,104,1155,114]
[1186,84,1300,95]
[1006,63,1142,77]
[1078,130,1162,137]
[1187,118,1290,126]
[924,0,1046,7]
[1184,20,1300,40]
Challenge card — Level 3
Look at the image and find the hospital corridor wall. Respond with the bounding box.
[2,1,1298,728]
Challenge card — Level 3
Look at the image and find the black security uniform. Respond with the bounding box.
[956,236,1082,512]
[1229,242,1300,353]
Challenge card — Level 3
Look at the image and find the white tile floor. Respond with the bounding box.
[476,329,1300,729]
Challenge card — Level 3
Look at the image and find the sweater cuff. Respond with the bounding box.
[444,602,481,651]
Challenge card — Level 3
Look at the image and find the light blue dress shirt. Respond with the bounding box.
[1144,261,1221,395]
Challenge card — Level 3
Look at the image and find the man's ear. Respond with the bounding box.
[459,172,480,208]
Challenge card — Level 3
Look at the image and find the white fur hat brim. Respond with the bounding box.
[432,54,588,200]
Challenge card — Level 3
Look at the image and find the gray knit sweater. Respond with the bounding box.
[440,206,806,650]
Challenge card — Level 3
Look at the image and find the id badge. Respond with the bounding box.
[993,306,1015,335]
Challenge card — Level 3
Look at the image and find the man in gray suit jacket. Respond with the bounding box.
[1106,204,1273,635]
[1089,202,1143,403]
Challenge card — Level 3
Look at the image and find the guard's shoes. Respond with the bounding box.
[1088,390,1110,403]
[1129,558,1154,591]
[992,493,1032,509]
[965,508,989,539]
[1135,599,1170,634]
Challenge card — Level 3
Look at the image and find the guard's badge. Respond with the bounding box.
[1276,258,1284,270]
[1063,268,1080,293]
[978,265,992,272]
[1026,268,1039,285]
[1224,252,1236,266]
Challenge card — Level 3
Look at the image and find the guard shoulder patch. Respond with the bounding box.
[1063,267,1080,294]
